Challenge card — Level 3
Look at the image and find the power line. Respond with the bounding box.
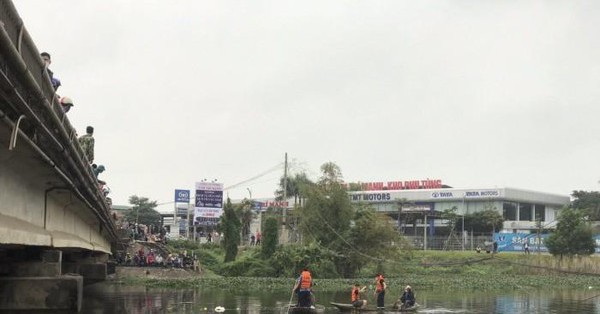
[224,163,284,191]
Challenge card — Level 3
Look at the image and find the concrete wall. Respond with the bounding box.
[0,128,110,253]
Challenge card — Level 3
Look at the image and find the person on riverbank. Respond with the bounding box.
[398,285,415,310]
[256,230,262,245]
[351,283,368,309]
[374,273,386,309]
[292,267,313,307]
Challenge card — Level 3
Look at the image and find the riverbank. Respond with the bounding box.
[114,251,600,291]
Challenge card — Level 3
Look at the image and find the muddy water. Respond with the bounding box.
[78,282,600,314]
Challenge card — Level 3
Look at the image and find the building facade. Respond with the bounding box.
[348,186,570,234]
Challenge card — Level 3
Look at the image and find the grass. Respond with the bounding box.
[117,250,600,291]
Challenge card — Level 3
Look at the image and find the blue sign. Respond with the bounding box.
[175,189,190,203]
[494,233,600,253]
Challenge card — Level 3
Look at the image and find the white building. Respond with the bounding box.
[348,186,570,234]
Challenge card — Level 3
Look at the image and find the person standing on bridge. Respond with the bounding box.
[78,126,95,163]
[60,96,74,113]
[40,52,61,91]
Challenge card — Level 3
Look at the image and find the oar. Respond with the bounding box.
[286,288,295,313]
[582,293,600,301]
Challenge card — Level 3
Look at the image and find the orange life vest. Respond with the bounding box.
[351,287,360,302]
[376,275,384,292]
[300,270,312,289]
[375,274,383,292]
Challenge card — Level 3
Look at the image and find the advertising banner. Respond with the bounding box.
[494,233,600,253]
[193,182,224,223]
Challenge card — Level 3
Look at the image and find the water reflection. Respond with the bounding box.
[81,283,600,314]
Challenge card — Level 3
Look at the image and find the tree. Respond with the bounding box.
[463,210,504,234]
[235,199,254,243]
[297,162,355,275]
[571,190,600,221]
[545,207,596,257]
[343,208,404,277]
[440,206,459,233]
[275,172,313,207]
[124,195,161,228]
[319,162,343,190]
[299,178,353,248]
[221,198,241,262]
[262,216,279,258]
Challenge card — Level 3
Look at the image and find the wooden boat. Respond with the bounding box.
[330,302,419,312]
[288,305,319,313]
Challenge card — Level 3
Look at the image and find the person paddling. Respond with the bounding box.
[292,267,313,307]
[351,283,368,309]
[399,285,416,309]
[374,273,386,309]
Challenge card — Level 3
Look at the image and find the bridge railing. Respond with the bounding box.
[0,1,118,242]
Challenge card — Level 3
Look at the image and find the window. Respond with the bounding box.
[519,203,533,221]
[503,202,517,220]
[534,204,545,221]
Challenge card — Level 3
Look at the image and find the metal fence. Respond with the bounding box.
[402,234,494,251]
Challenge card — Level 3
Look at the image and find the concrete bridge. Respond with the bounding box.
[0,1,120,311]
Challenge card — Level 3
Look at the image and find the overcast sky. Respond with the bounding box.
[14,1,600,212]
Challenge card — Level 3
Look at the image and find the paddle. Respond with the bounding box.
[285,288,295,313]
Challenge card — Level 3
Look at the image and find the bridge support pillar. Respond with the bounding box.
[12,249,62,277]
[0,249,83,312]
[63,252,109,283]
[0,275,83,311]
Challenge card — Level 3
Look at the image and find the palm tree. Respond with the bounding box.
[236,199,254,244]
[275,172,313,207]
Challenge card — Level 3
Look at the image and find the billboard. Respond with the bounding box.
[193,182,224,222]
[494,233,600,253]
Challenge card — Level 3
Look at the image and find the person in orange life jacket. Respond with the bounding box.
[351,283,368,309]
[292,267,313,307]
[374,273,386,309]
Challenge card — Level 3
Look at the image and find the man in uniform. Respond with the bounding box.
[78,126,95,163]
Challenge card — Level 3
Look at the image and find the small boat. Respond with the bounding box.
[288,305,319,313]
[330,302,419,312]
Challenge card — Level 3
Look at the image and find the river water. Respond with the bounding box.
[78,282,600,314]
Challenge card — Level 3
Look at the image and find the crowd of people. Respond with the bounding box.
[118,221,169,244]
[115,247,200,272]
[41,52,111,204]
[350,273,416,310]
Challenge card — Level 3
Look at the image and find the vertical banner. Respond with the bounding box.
[173,189,190,238]
[194,182,224,224]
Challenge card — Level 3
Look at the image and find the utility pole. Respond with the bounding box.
[281,152,288,244]
[423,213,427,251]
[173,202,178,239]
[186,203,191,239]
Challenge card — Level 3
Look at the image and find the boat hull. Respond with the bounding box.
[330,302,418,312]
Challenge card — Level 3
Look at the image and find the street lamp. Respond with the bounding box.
[462,214,465,251]
[247,188,252,199]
